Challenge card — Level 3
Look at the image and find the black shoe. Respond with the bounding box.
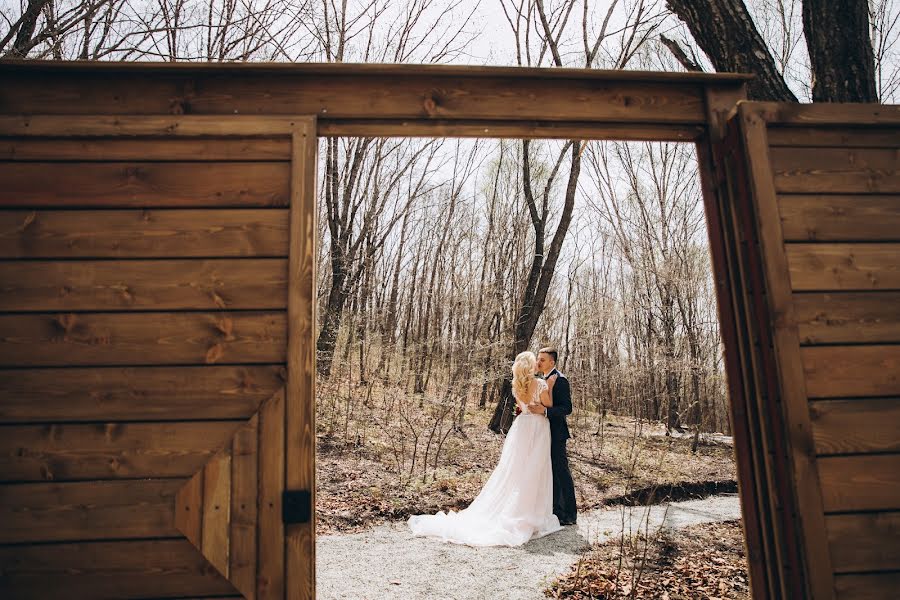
[560,519,577,526]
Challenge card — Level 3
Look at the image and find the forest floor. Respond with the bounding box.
[316,405,737,535]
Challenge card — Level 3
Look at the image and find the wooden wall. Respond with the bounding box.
[0,130,295,598]
[743,104,900,599]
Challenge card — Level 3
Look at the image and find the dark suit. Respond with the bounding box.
[545,368,577,523]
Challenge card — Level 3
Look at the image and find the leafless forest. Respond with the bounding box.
[5,0,898,487]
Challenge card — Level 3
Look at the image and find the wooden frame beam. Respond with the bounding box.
[0,61,750,140]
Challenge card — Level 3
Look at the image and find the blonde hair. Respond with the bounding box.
[511,351,537,403]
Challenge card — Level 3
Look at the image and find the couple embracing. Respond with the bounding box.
[408,347,578,546]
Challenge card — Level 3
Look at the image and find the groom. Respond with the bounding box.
[527,347,577,525]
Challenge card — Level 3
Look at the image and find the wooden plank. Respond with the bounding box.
[175,470,203,549]
[0,71,715,125]
[0,479,181,543]
[0,259,288,311]
[0,115,315,137]
[819,454,900,512]
[0,162,290,208]
[787,244,900,291]
[0,137,291,161]
[0,421,242,481]
[826,511,900,572]
[794,292,900,344]
[752,102,900,126]
[318,119,704,141]
[0,209,289,259]
[256,388,284,600]
[740,103,834,598]
[286,125,316,600]
[834,572,900,600]
[768,127,900,148]
[0,311,286,367]
[778,195,900,242]
[770,147,900,194]
[229,414,258,600]
[0,539,237,599]
[803,345,900,398]
[810,398,900,455]
[0,365,285,423]
[201,451,231,578]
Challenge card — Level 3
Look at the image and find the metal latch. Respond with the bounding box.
[282,489,311,524]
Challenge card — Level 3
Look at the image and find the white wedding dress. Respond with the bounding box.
[408,379,562,546]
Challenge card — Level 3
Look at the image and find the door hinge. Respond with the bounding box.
[282,489,311,524]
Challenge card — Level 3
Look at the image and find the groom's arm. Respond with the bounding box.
[545,377,571,419]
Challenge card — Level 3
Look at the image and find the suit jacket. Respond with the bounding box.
[545,368,571,441]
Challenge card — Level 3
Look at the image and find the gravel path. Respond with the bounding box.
[316,493,741,599]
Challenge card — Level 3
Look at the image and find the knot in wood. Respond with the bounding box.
[423,93,440,116]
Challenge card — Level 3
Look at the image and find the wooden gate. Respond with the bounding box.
[708,102,900,600]
[0,116,317,599]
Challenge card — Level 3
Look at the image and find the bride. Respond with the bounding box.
[408,351,562,546]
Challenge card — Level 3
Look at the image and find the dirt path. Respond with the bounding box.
[316,493,741,599]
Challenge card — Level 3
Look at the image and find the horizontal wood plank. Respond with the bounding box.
[0,259,287,311]
[794,292,900,344]
[827,511,900,573]
[0,365,284,423]
[803,345,900,398]
[819,454,900,512]
[779,195,900,242]
[787,244,900,290]
[0,162,290,208]
[0,311,286,366]
[0,421,243,481]
[0,209,289,259]
[770,147,899,194]
[0,539,237,599]
[0,72,711,124]
[834,572,900,600]
[767,127,900,148]
[810,398,900,455]
[0,138,291,161]
[0,479,181,543]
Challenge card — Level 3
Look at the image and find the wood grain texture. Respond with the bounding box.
[229,413,258,600]
[0,209,289,259]
[0,137,291,161]
[0,421,242,481]
[256,388,284,600]
[818,454,900,512]
[740,104,834,598]
[794,292,900,344]
[0,71,714,125]
[175,469,203,549]
[0,539,237,599]
[752,102,900,126]
[810,398,900,455]
[0,479,181,543]
[826,511,900,572]
[0,259,288,311]
[787,243,900,291]
[770,147,900,194]
[803,345,900,398]
[778,195,900,242]
[834,572,900,600]
[0,311,286,367]
[767,127,900,148]
[0,162,290,208]
[0,365,285,423]
[286,125,316,600]
[201,451,231,579]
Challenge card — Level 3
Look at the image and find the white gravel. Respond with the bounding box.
[316,493,742,599]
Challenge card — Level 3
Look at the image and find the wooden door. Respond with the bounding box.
[0,116,317,599]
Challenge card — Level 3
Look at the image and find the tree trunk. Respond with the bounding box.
[666,0,798,101]
[803,0,878,102]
